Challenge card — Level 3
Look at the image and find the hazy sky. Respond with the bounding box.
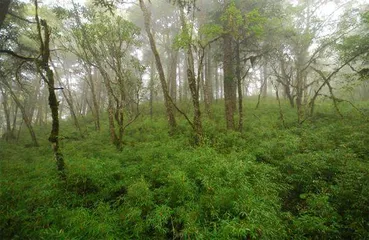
[41,0,86,8]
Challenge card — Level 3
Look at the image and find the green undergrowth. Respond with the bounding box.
[1,99,369,239]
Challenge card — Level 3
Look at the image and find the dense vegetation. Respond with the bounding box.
[1,0,369,239]
[1,99,369,239]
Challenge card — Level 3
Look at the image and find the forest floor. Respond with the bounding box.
[1,98,369,239]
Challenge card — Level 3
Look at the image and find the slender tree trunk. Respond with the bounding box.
[262,63,268,98]
[149,59,155,119]
[88,66,100,131]
[280,59,295,108]
[178,59,182,102]
[27,76,41,124]
[11,101,18,133]
[223,32,236,130]
[183,53,189,101]
[0,88,15,140]
[72,3,123,147]
[235,42,243,133]
[204,46,213,117]
[168,50,178,103]
[0,0,11,29]
[215,62,219,101]
[139,0,176,133]
[53,62,83,136]
[296,69,305,123]
[179,7,203,144]
[35,8,65,179]
[2,81,38,146]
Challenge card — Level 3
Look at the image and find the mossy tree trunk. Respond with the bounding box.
[0,87,15,141]
[35,1,65,179]
[223,32,236,130]
[0,0,11,29]
[179,7,203,144]
[139,0,177,134]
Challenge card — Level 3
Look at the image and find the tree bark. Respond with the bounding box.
[167,48,178,103]
[235,41,243,133]
[87,66,100,131]
[0,87,15,141]
[139,0,177,133]
[72,3,124,148]
[1,80,38,146]
[0,0,11,29]
[179,7,203,144]
[35,5,65,179]
[215,62,219,101]
[204,46,213,117]
[223,32,236,130]
[262,63,268,98]
[276,58,295,108]
[53,61,83,136]
[149,59,155,119]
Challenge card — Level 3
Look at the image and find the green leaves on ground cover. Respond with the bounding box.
[1,100,369,239]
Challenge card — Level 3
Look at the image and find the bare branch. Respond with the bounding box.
[0,49,35,61]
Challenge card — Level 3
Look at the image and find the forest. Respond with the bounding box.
[0,0,369,239]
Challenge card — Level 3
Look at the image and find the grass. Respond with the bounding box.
[1,98,369,239]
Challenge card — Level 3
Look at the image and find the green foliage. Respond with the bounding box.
[221,1,243,38]
[1,99,369,239]
[199,23,223,40]
[173,25,193,50]
[245,9,266,38]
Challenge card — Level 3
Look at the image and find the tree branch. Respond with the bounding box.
[0,49,35,61]
[8,11,36,24]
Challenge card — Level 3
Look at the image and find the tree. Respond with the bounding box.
[337,6,369,100]
[0,0,66,178]
[65,4,143,150]
[139,0,177,134]
[0,0,12,29]
[34,1,66,178]
[221,1,238,130]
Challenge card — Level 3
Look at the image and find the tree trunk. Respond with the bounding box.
[72,3,125,148]
[280,59,295,108]
[235,41,243,133]
[223,32,236,130]
[262,63,268,98]
[26,76,41,125]
[1,81,38,146]
[88,66,100,131]
[168,49,178,103]
[182,53,189,101]
[53,61,83,136]
[204,46,213,117]
[35,11,65,179]
[0,87,15,141]
[0,0,11,29]
[215,62,219,101]
[139,0,176,133]
[179,7,203,144]
[11,92,38,146]
[149,59,155,119]
[296,68,306,123]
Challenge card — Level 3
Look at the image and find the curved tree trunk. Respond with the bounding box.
[1,80,38,146]
[35,3,65,179]
[139,0,177,134]
[0,87,15,141]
